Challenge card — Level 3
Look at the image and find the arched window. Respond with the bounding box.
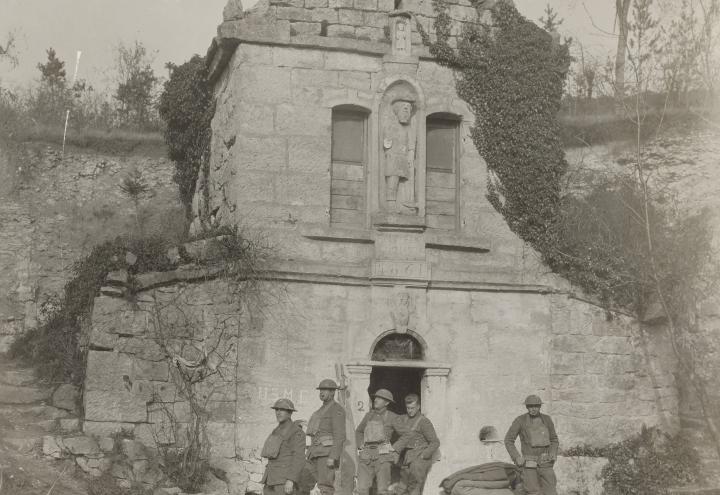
[331,105,369,226]
[426,113,461,230]
[372,333,424,361]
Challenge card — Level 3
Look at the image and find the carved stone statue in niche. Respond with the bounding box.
[382,98,418,213]
[389,291,414,333]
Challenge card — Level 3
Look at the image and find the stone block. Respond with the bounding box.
[231,171,276,201]
[288,136,331,173]
[550,353,584,375]
[290,21,322,36]
[52,384,80,411]
[98,436,115,452]
[355,26,385,41]
[273,47,325,69]
[84,390,148,422]
[42,435,64,458]
[276,6,314,21]
[208,401,237,423]
[338,70,371,90]
[117,337,165,361]
[238,66,292,103]
[85,351,133,392]
[306,0,328,6]
[92,296,147,336]
[59,418,80,431]
[132,358,169,382]
[291,68,339,88]
[308,7,339,22]
[83,420,135,437]
[327,24,357,37]
[338,9,364,25]
[353,0,376,9]
[363,11,388,28]
[233,136,288,171]
[0,383,50,404]
[121,438,150,460]
[593,336,632,355]
[76,456,111,476]
[62,435,101,455]
[325,52,381,72]
[226,103,275,136]
[377,0,394,11]
[275,104,331,136]
[552,335,596,353]
[329,0,353,7]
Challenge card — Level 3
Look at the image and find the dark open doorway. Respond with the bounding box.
[368,366,424,415]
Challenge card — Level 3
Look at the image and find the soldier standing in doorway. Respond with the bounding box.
[504,395,559,495]
[262,398,307,495]
[394,394,440,495]
[355,389,402,495]
[304,379,347,495]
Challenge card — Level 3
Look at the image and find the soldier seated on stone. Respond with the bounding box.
[393,394,440,495]
[355,389,404,495]
[262,398,307,495]
[302,379,347,495]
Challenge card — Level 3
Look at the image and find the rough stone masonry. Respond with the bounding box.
[81,0,680,493]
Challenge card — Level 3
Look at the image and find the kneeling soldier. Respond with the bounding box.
[305,379,347,495]
[355,389,402,495]
[395,394,440,495]
[262,398,307,495]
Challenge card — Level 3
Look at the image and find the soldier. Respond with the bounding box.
[262,398,307,495]
[304,379,347,495]
[504,395,559,495]
[355,389,402,495]
[394,394,440,495]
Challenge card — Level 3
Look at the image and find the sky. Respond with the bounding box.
[0,0,619,91]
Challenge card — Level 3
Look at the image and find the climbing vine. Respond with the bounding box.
[420,0,572,282]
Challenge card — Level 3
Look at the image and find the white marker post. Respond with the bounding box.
[61,50,82,161]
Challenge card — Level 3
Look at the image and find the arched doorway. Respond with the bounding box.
[368,333,424,415]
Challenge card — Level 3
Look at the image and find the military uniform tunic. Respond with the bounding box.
[355,409,401,495]
[262,420,306,495]
[504,413,559,495]
[303,400,347,495]
[394,414,440,495]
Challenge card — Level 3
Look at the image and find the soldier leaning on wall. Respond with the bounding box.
[262,398,307,495]
[504,395,559,495]
[393,394,440,495]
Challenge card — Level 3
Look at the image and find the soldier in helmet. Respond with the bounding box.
[504,395,559,495]
[355,389,403,495]
[262,398,307,495]
[303,379,347,495]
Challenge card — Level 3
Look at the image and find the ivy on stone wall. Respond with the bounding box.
[421,2,571,257]
[158,55,215,223]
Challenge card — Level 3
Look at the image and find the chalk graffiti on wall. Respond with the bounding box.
[258,385,317,407]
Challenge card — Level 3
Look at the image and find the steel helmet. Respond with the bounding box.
[524,395,543,406]
[271,398,297,412]
[316,379,340,390]
[373,388,395,403]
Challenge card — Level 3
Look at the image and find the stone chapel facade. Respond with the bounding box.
[82,1,680,493]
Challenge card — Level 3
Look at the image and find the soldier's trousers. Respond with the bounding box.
[357,458,392,495]
[401,459,432,495]
[521,466,557,495]
[304,456,336,495]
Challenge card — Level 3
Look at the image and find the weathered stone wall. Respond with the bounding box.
[83,267,677,494]
[0,141,180,352]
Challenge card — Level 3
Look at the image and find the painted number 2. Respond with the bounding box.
[357,401,365,412]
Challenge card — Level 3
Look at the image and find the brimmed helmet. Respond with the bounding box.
[524,395,543,406]
[317,379,339,390]
[271,398,297,412]
[373,389,395,403]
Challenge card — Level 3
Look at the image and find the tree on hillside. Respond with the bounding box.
[37,47,66,89]
[658,0,700,106]
[696,0,720,103]
[539,3,563,32]
[114,40,159,127]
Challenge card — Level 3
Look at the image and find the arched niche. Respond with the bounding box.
[371,331,425,361]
